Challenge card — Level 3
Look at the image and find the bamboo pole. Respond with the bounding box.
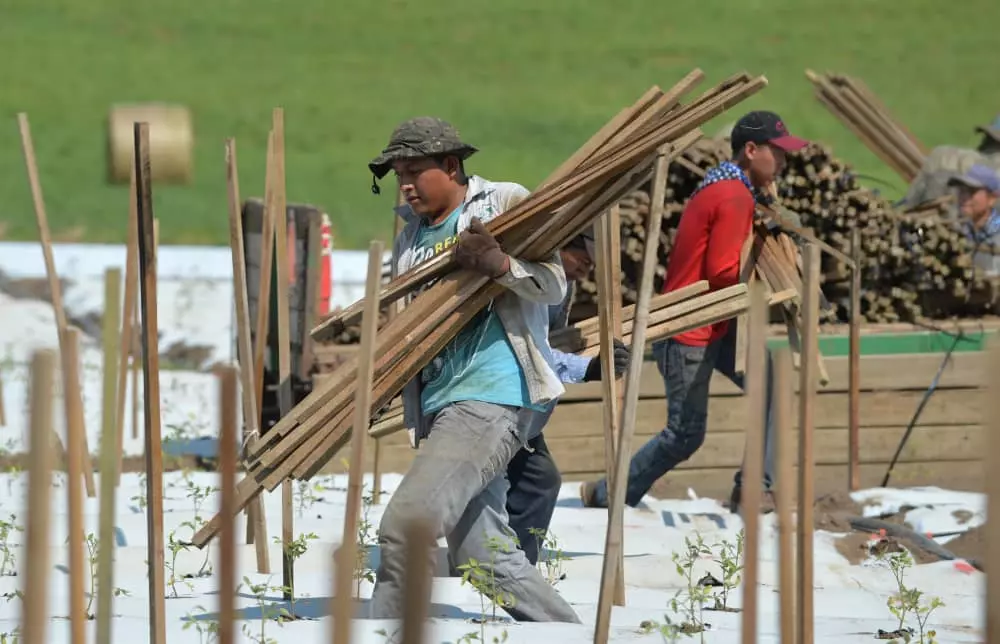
[740,285,768,644]
[270,107,297,603]
[333,240,384,644]
[96,268,122,644]
[217,366,239,644]
[796,243,820,644]
[17,113,95,496]
[593,145,672,644]
[20,350,56,644]
[131,295,140,441]
[848,226,861,491]
[225,138,270,571]
[134,122,167,644]
[115,163,140,485]
[64,329,87,642]
[774,345,796,643]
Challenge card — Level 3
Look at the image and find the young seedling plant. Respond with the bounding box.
[294,479,322,517]
[707,531,744,613]
[527,527,569,586]
[82,532,130,619]
[638,615,686,643]
[242,575,290,644]
[0,514,22,576]
[874,546,945,643]
[456,534,517,644]
[272,531,318,619]
[182,605,220,644]
[670,533,713,637]
[354,486,377,596]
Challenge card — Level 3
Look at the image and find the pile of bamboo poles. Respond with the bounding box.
[190,70,768,547]
[805,70,927,183]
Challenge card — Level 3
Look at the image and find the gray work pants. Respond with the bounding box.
[369,400,581,623]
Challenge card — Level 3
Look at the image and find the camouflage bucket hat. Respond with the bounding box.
[975,114,1000,143]
[368,117,479,181]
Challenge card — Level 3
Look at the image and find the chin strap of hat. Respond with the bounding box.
[371,174,381,195]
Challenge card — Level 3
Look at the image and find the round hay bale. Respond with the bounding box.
[107,103,193,184]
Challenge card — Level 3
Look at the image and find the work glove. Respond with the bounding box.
[583,338,630,382]
[455,218,510,278]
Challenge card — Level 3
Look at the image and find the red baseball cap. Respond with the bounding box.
[731,111,809,154]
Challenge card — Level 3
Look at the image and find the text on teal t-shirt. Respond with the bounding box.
[409,207,541,416]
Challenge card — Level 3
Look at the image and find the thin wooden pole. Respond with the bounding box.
[131,295,140,441]
[986,339,1000,641]
[374,189,405,505]
[796,243,820,644]
[0,364,6,427]
[115,162,140,484]
[17,112,95,497]
[847,226,862,491]
[134,122,167,644]
[225,139,271,570]
[217,366,239,644]
[64,329,87,642]
[740,284,768,644]
[593,205,626,605]
[96,268,122,644]
[20,349,56,644]
[773,345,797,643]
[593,145,670,644]
[270,107,297,603]
[248,130,277,567]
[332,240,384,644]
[400,518,435,644]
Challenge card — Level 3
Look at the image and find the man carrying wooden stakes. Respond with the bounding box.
[366,116,580,623]
[580,110,809,514]
[504,228,630,565]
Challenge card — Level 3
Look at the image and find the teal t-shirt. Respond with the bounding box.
[410,207,542,416]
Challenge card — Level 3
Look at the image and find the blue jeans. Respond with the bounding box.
[506,433,561,565]
[591,321,775,507]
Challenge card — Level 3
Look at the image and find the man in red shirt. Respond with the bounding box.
[580,111,808,512]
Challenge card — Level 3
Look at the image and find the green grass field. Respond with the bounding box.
[2,0,998,249]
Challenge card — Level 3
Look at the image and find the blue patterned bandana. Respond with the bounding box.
[693,161,754,198]
[963,208,1000,246]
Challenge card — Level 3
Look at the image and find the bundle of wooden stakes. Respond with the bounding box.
[805,70,928,183]
[190,69,768,547]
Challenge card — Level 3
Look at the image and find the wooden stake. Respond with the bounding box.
[774,345,797,643]
[796,243,820,644]
[115,162,140,484]
[134,122,167,644]
[247,130,277,567]
[270,107,297,603]
[20,350,56,644]
[64,329,87,643]
[848,226,862,491]
[225,138,271,572]
[217,366,239,644]
[96,268,121,644]
[593,205,626,606]
[131,296,140,441]
[374,189,405,506]
[400,518,435,644]
[17,113,94,496]
[333,240,384,644]
[740,284,768,644]
[986,338,1000,641]
[0,363,6,427]
[593,145,671,644]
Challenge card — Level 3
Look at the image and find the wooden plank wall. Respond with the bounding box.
[319,352,987,501]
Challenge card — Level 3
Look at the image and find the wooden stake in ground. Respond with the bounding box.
[848,225,862,491]
[773,345,797,643]
[19,349,56,644]
[115,162,140,484]
[740,284,768,644]
[400,518,435,644]
[96,268,122,644]
[332,240,384,644]
[225,138,271,571]
[593,145,672,644]
[217,366,239,644]
[134,122,168,644]
[269,107,297,603]
[64,329,87,643]
[131,296,140,441]
[986,338,1000,640]
[17,112,95,497]
[796,243,820,644]
[593,204,626,606]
